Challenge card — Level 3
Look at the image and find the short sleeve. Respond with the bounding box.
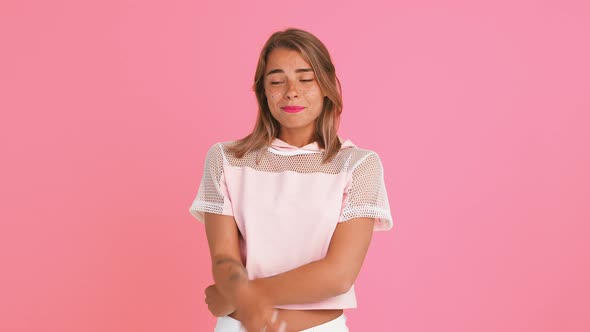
[339,152,393,231]
[188,143,234,223]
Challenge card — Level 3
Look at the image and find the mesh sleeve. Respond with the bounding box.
[339,152,393,231]
[188,144,234,223]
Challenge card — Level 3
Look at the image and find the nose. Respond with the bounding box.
[284,80,301,99]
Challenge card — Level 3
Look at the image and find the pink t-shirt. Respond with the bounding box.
[189,137,393,310]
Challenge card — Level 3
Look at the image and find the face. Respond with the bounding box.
[264,48,325,136]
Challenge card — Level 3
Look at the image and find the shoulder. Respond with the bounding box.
[203,141,236,167]
[340,144,384,173]
[205,140,240,157]
[205,140,256,167]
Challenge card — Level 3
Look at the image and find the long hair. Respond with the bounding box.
[226,28,343,164]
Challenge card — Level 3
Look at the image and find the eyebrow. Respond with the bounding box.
[266,68,314,76]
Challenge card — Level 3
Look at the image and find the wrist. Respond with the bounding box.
[250,279,274,306]
[233,280,274,309]
[213,277,248,305]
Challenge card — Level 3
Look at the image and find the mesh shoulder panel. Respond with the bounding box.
[219,143,353,175]
[339,151,393,231]
[190,141,392,230]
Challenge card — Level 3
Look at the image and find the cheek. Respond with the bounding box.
[265,89,280,100]
[303,85,322,99]
[307,84,321,94]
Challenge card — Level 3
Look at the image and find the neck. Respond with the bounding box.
[277,127,317,148]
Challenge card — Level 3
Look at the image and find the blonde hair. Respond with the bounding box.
[226,28,343,164]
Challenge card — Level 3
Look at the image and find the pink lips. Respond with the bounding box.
[281,106,305,113]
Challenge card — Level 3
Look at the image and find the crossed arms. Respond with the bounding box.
[204,212,375,308]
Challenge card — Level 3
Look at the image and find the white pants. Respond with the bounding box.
[214,313,349,332]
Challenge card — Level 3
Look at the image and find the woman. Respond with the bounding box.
[189,28,393,332]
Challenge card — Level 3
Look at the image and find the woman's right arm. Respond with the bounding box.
[204,212,248,302]
[204,212,281,331]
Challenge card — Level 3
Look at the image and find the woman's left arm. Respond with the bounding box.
[251,216,375,305]
[206,217,375,309]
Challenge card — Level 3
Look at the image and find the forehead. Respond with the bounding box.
[265,48,311,72]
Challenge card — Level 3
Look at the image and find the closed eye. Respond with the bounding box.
[270,79,313,85]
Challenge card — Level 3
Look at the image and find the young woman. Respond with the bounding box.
[189,28,393,332]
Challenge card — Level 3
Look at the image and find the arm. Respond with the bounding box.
[204,212,281,331]
[252,217,375,305]
[206,217,375,308]
[203,212,249,304]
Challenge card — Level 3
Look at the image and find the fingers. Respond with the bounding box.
[263,321,286,332]
[266,310,287,332]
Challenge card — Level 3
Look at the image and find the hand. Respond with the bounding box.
[204,284,235,317]
[233,309,287,332]
[232,282,287,332]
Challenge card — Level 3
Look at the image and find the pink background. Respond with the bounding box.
[1,0,589,331]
